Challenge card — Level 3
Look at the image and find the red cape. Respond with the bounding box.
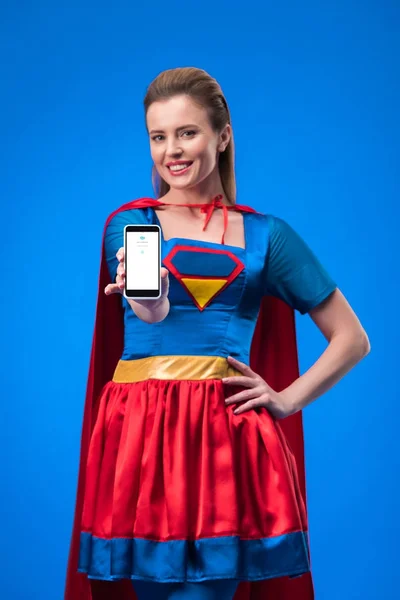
[64,198,314,600]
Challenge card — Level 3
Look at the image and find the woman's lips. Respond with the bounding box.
[167,162,193,176]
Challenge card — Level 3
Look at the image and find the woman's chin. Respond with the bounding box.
[166,177,198,190]
[168,181,193,190]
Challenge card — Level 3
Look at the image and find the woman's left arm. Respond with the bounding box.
[281,287,371,413]
[224,215,371,419]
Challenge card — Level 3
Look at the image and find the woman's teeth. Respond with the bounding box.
[169,163,191,171]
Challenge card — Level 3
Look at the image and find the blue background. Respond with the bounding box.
[1,1,398,598]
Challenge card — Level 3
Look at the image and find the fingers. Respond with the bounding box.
[104,248,125,295]
[222,375,257,387]
[232,399,265,415]
[225,388,258,405]
[105,282,122,295]
[226,356,256,377]
[116,248,125,281]
[116,262,125,279]
[105,269,124,295]
[160,267,170,297]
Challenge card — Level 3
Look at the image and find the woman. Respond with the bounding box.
[65,67,370,600]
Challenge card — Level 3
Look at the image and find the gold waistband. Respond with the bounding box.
[112,355,242,383]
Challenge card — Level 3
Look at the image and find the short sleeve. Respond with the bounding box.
[104,208,148,281]
[264,214,337,314]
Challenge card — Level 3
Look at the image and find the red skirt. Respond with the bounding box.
[78,356,310,583]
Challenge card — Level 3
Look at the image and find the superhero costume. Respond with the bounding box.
[64,195,337,600]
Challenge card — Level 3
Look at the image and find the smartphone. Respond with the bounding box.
[124,224,161,299]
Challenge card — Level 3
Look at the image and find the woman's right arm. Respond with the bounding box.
[103,210,170,323]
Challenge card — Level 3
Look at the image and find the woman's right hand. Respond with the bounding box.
[104,247,170,309]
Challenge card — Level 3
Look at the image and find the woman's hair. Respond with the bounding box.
[144,67,236,205]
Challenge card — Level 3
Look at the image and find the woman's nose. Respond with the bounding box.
[166,138,183,157]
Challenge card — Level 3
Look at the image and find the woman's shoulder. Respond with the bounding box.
[247,211,310,256]
[247,209,290,234]
[105,198,156,230]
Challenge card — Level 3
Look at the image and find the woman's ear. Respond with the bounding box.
[218,123,232,152]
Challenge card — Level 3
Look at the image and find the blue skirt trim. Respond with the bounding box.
[78,531,310,582]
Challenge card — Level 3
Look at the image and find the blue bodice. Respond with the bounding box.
[104,205,337,364]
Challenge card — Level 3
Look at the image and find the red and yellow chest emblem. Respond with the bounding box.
[163,245,245,311]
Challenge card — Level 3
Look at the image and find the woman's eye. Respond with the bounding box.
[151,131,195,142]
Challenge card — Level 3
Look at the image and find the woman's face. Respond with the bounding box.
[146,94,230,191]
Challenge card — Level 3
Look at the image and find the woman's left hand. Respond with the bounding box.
[222,356,297,420]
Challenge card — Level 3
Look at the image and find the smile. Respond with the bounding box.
[167,162,193,175]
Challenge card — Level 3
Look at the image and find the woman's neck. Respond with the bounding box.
[161,189,227,206]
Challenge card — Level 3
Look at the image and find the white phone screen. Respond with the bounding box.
[126,230,159,291]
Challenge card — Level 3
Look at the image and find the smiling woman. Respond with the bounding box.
[146,97,231,209]
[65,67,370,600]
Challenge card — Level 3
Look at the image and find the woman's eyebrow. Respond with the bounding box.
[149,124,199,134]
